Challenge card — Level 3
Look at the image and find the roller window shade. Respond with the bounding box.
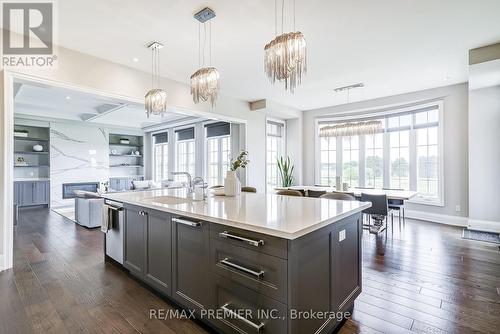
[153,132,168,144]
[205,122,230,138]
[175,127,195,141]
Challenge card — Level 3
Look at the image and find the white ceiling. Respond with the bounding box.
[14,80,203,128]
[52,0,500,110]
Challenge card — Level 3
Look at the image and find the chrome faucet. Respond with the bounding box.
[192,176,208,200]
[170,171,193,193]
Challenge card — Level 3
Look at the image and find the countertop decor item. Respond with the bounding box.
[277,156,294,187]
[264,0,307,93]
[190,7,220,107]
[111,149,118,155]
[225,150,249,197]
[145,41,168,117]
[119,138,130,144]
[15,157,27,166]
[32,144,43,152]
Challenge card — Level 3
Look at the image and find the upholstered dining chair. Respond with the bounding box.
[382,187,406,226]
[320,192,356,201]
[275,189,304,197]
[241,186,257,193]
[360,193,392,234]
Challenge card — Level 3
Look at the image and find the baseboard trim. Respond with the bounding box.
[405,209,468,227]
[467,219,500,233]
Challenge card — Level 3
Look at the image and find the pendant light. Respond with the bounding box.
[264,0,307,93]
[190,7,220,107]
[145,42,167,117]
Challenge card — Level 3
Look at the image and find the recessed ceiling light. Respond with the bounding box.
[65,96,71,100]
[132,57,139,62]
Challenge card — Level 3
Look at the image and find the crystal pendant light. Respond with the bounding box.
[190,7,220,107]
[264,0,307,93]
[145,42,167,117]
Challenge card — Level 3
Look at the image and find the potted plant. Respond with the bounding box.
[225,150,249,196]
[277,156,294,187]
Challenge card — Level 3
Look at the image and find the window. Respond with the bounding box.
[365,133,384,188]
[389,130,410,190]
[153,132,168,182]
[342,136,359,187]
[415,108,439,198]
[266,120,285,190]
[319,136,336,186]
[176,127,195,181]
[316,102,443,205]
[205,122,231,187]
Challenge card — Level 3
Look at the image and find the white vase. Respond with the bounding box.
[224,171,241,197]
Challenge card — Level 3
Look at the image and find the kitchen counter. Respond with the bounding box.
[102,188,371,239]
[103,188,369,334]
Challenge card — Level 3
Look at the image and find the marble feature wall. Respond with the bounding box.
[50,123,109,208]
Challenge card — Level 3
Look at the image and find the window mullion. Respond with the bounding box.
[383,131,390,188]
[336,137,342,186]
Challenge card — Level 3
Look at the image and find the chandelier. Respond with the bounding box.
[145,42,167,117]
[264,0,307,93]
[191,7,220,107]
[319,120,383,137]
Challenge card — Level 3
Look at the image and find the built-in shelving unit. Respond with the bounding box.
[14,125,50,179]
[109,133,144,191]
[14,125,51,208]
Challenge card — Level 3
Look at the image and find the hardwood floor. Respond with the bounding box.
[1,208,499,334]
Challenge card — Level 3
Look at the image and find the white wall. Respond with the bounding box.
[468,85,500,231]
[303,83,469,219]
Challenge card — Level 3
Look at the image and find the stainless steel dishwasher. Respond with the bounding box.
[103,199,124,264]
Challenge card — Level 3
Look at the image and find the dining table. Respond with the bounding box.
[287,185,418,201]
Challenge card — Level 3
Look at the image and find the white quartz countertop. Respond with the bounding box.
[102,189,371,239]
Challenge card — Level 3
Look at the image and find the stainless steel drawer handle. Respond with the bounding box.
[173,217,201,227]
[220,303,265,332]
[219,231,264,247]
[220,258,265,279]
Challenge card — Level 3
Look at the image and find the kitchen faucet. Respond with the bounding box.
[170,171,193,193]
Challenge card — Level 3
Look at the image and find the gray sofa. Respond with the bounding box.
[74,191,103,228]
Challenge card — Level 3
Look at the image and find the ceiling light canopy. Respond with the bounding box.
[190,7,220,107]
[264,0,307,93]
[145,42,167,117]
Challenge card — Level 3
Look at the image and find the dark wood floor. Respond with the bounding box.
[1,208,499,334]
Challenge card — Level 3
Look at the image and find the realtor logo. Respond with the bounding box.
[1,0,57,67]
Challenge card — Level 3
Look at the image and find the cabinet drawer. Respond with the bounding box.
[210,223,288,259]
[209,274,287,334]
[210,239,287,304]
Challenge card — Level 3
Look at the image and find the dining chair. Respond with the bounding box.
[307,189,327,198]
[320,192,356,201]
[382,187,406,226]
[360,193,392,234]
[241,186,257,193]
[275,189,304,197]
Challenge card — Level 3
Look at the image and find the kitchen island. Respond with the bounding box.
[102,189,371,334]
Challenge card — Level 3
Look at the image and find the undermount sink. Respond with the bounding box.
[146,195,202,205]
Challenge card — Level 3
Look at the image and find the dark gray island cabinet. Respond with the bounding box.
[118,201,363,334]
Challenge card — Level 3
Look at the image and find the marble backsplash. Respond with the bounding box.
[50,123,109,208]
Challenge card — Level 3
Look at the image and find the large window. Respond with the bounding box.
[319,136,336,186]
[176,127,195,181]
[365,133,384,188]
[415,108,439,199]
[205,122,231,187]
[316,102,443,204]
[153,132,168,182]
[342,136,359,187]
[266,120,285,190]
